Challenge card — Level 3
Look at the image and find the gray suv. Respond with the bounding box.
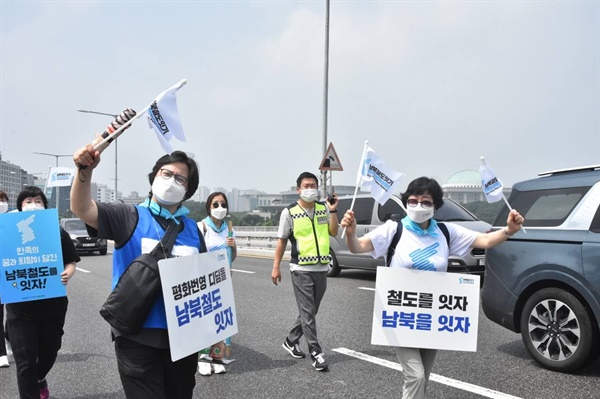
[328,194,491,277]
[482,165,600,372]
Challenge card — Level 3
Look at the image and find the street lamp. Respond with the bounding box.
[33,152,71,216]
[77,109,119,201]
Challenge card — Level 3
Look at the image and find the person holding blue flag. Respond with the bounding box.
[196,191,237,376]
[5,186,79,399]
[71,144,205,399]
[340,177,524,399]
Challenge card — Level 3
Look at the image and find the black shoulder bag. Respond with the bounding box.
[99,218,181,335]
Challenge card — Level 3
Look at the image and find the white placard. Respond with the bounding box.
[371,266,480,352]
[159,249,238,361]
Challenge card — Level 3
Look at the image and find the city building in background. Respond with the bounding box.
[0,152,37,210]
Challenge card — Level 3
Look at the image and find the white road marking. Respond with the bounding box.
[333,348,523,399]
[358,287,375,291]
[76,267,91,273]
[231,269,255,274]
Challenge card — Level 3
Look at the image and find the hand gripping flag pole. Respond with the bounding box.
[90,79,188,154]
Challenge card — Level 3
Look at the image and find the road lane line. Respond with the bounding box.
[333,348,523,399]
[231,269,255,274]
[76,267,91,273]
[358,287,375,291]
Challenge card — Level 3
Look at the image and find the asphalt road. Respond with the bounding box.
[1,252,599,399]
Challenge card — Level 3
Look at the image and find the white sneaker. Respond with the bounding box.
[0,355,9,368]
[212,363,226,374]
[198,361,212,376]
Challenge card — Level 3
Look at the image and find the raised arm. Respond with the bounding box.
[70,144,101,229]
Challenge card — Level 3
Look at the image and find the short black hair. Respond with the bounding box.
[17,186,48,211]
[205,192,229,215]
[148,151,199,201]
[296,172,318,188]
[401,177,444,210]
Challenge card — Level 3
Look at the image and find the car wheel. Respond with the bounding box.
[520,288,596,372]
[99,248,107,255]
[327,249,341,277]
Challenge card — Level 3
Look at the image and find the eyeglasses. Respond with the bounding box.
[159,168,188,186]
[407,199,434,209]
[212,201,228,209]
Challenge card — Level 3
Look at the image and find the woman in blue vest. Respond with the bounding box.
[71,145,204,399]
[197,191,236,376]
[341,177,524,399]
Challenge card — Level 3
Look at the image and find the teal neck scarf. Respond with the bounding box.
[401,216,439,237]
[140,198,189,224]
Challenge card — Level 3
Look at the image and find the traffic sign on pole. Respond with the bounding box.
[319,142,343,171]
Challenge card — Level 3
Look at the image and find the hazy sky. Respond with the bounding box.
[1,1,599,198]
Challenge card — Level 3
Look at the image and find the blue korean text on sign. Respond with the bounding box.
[0,209,66,304]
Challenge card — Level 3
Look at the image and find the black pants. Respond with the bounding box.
[0,303,7,357]
[115,336,198,399]
[6,300,67,399]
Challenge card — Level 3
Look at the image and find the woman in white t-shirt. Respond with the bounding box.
[341,177,524,399]
[197,192,237,376]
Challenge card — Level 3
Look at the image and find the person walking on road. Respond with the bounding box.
[71,144,205,399]
[272,171,338,371]
[340,176,524,399]
[5,186,79,399]
[197,191,237,376]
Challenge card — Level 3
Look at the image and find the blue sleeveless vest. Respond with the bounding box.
[113,206,202,329]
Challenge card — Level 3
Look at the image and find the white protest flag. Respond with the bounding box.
[147,81,187,154]
[46,167,75,188]
[359,145,405,205]
[479,157,504,203]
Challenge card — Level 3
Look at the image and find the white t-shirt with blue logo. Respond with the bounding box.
[366,220,479,272]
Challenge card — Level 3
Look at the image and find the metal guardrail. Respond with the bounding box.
[234,227,289,260]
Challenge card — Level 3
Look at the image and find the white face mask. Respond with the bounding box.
[0,202,7,214]
[407,204,434,224]
[300,189,318,203]
[152,177,186,206]
[211,206,227,220]
[22,203,45,212]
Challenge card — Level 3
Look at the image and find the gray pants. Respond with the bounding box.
[287,270,327,354]
[394,347,438,399]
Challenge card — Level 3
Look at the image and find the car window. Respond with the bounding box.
[64,219,86,231]
[337,197,374,225]
[433,199,478,222]
[378,197,406,222]
[495,187,589,227]
[591,204,600,234]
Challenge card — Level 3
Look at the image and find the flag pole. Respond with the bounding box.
[92,79,188,152]
[481,157,526,234]
[341,140,369,239]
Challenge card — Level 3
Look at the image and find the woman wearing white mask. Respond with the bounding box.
[196,191,236,376]
[340,176,524,399]
[6,186,79,399]
[71,146,205,399]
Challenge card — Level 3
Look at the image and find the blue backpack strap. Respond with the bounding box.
[386,222,402,267]
[386,221,450,267]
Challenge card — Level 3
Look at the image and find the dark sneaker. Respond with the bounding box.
[282,338,305,359]
[311,351,328,371]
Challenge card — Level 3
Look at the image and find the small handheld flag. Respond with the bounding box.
[147,80,187,154]
[479,156,526,233]
[479,157,504,203]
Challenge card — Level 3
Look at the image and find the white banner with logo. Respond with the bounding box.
[159,249,237,362]
[371,266,480,352]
